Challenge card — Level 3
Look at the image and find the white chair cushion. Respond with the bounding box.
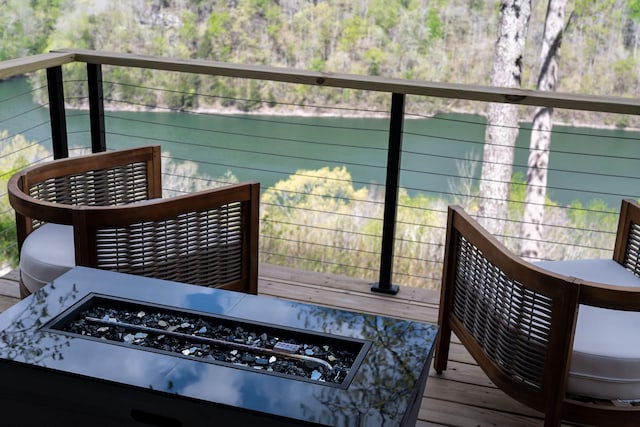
[537,259,640,400]
[20,223,75,293]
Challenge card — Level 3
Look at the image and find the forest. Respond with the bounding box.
[0,0,637,285]
[1,0,639,117]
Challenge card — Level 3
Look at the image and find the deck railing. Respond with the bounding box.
[0,49,639,292]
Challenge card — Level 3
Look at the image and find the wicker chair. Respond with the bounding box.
[8,145,259,298]
[434,201,640,427]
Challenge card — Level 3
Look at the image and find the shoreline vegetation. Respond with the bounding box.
[18,67,629,133]
[57,95,640,134]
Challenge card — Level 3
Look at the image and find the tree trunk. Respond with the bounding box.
[478,0,531,236]
[520,0,567,260]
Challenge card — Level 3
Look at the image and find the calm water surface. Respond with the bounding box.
[1,77,639,208]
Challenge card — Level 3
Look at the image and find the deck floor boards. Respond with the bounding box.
[0,265,553,426]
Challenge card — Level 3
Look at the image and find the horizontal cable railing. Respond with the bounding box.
[0,50,638,291]
[100,79,391,285]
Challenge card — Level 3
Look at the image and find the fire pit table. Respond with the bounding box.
[0,267,438,426]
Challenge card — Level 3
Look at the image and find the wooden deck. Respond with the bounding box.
[0,265,551,426]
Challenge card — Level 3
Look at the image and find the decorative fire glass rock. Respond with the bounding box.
[57,297,360,385]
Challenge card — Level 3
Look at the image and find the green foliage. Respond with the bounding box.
[160,73,201,110]
[557,199,618,258]
[630,0,640,20]
[249,0,270,17]
[0,132,50,267]
[368,0,400,31]
[207,11,231,38]
[0,0,62,60]
[339,16,367,52]
[612,57,639,93]
[0,216,19,268]
[426,9,445,40]
[363,48,385,76]
[262,166,367,213]
[261,167,382,280]
[236,80,263,112]
[6,0,637,113]
[309,57,326,72]
[566,199,617,229]
[259,164,622,289]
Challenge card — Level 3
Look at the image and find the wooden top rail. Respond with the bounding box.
[2,48,639,115]
[0,52,75,80]
[55,49,640,115]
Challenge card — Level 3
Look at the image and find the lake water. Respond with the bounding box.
[1,77,639,208]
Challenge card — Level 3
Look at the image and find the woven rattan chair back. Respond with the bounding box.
[73,182,260,294]
[8,146,161,254]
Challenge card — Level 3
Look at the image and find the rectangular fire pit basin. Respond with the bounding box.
[0,267,438,426]
[47,294,370,388]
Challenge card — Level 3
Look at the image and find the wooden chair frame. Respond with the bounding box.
[435,201,640,426]
[10,145,162,255]
[8,145,259,297]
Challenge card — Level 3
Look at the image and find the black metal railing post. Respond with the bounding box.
[371,93,405,295]
[46,66,68,159]
[87,63,106,153]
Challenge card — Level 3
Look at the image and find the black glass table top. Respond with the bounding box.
[0,267,438,426]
